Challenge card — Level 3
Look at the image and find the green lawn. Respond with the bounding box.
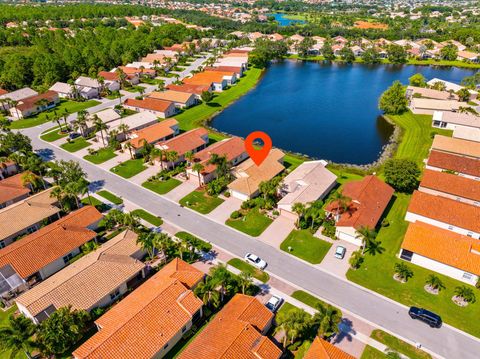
[142,178,182,195]
[346,194,480,338]
[179,190,224,214]
[0,305,25,359]
[371,329,431,359]
[10,99,100,129]
[280,230,332,264]
[40,129,68,142]
[227,258,270,283]
[96,190,123,205]
[84,148,117,164]
[110,159,147,178]
[174,68,263,131]
[226,208,273,237]
[131,209,163,227]
[81,196,103,207]
[60,137,91,152]
[360,346,386,359]
[386,111,452,167]
[291,290,341,314]
[175,231,212,252]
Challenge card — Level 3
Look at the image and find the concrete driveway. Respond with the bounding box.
[207,197,242,223]
[259,215,295,248]
[163,180,197,202]
[317,240,359,278]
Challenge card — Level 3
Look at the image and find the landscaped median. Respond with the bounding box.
[142,178,182,195]
[280,229,332,264]
[226,208,273,237]
[179,189,224,214]
[227,258,270,283]
[84,147,117,164]
[131,209,163,227]
[96,190,123,205]
[110,159,147,178]
[370,329,431,359]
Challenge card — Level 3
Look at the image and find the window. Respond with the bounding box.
[463,272,473,280]
[163,343,169,350]
[110,288,120,300]
[467,232,473,238]
[400,249,413,261]
[0,241,5,249]
[448,225,454,230]
[63,253,74,264]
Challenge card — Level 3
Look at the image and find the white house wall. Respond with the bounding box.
[405,211,480,239]
[38,247,81,280]
[425,164,480,181]
[418,186,480,207]
[336,227,362,246]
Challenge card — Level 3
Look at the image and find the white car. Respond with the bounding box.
[334,246,346,259]
[244,253,267,269]
[266,295,283,312]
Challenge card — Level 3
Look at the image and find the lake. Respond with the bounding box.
[270,13,306,27]
[210,61,476,165]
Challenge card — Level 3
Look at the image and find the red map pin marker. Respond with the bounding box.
[245,131,272,166]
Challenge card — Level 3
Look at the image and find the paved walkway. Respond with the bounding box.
[259,215,295,248]
[317,240,358,279]
[129,164,158,185]
[207,197,242,223]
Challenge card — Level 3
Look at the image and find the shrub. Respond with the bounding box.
[230,210,243,219]
[206,176,229,196]
[272,210,280,216]
[224,191,231,198]
[394,262,414,282]
[349,250,364,269]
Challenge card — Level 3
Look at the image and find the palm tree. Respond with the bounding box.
[314,303,342,339]
[124,141,135,159]
[425,274,445,292]
[237,271,253,294]
[51,111,63,132]
[21,171,43,192]
[75,110,88,137]
[166,150,178,169]
[356,226,377,255]
[209,264,233,302]
[292,202,306,228]
[276,307,310,346]
[9,99,20,119]
[394,262,414,282]
[0,315,37,359]
[330,190,351,220]
[62,108,71,131]
[194,281,221,309]
[118,123,129,140]
[115,68,128,89]
[136,231,158,259]
[93,115,108,147]
[454,286,476,304]
[192,162,204,187]
[122,212,140,231]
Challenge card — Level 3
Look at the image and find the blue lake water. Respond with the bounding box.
[210,61,477,164]
[269,13,306,26]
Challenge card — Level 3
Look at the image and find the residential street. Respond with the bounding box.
[22,123,480,359]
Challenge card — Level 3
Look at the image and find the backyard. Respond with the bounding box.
[179,190,224,214]
[225,208,273,237]
[280,230,332,264]
[142,178,182,195]
[83,148,117,164]
[110,159,147,178]
[227,258,270,283]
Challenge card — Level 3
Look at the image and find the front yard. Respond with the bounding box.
[96,190,123,205]
[179,190,224,214]
[227,258,270,283]
[142,178,182,195]
[84,148,117,164]
[370,330,431,359]
[60,137,91,152]
[280,230,332,264]
[225,208,273,237]
[40,128,68,142]
[10,99,100,129]
[346,194,480,338]
[131,209,163,227]
[110,159,147,178]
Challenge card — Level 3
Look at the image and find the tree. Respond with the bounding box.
[209,264,235,301]
[73,110,88,137]
[356,226,377,255]
[321,43,335,61]
[394,262,414,282]
[454,286,476,303]
[276,307,311,346]
[194,281,221,309]
[238,271,253,294]
[0,315,37,359]
[409,73,427,87]
[201,90,213,103]
[312,302,342,339]
[349,250,364,269]
[118,123,130,140]
[292,202,306,228]
[296,37,315,58]
[166,150,178,169]
[329,190,350,219]
[93,115,108,147]
[124,141,135,159]
[378,81,408,115]
[21,170,44,192]
[384,158,420,193]
[431,81,446,91]
[192,162,205,187]
[339,47,355,63]
[425,274,446,292]
[387,44,407,64]
[36,306,90,357]
[136,231,160,259]
[456,88,470,102]
[361,48,381,64]
[440,44,458,61]
[0,116,11,132]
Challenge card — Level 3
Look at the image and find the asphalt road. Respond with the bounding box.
[23,124,480,359]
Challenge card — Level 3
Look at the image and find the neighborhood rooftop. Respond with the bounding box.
[426,150,480,178]
[431,135,480,159]
[156,127,209,155]
[127,118,178,149]
[433,111,480,129]
[304,336,356,359]
[194,136,246,174]
[0,173,30,205]
[420,169,480,203]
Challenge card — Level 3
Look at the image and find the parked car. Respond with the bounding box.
[334,246,346,259]
[266,295,283,312]
[409,307,442,328]
[68,132,81,140]
[244,253,267,269]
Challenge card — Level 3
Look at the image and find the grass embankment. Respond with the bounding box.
[226,209,273,237]
[142,178,182,195]
[110,159,147,178]
[281,230,332,264]
[227,258,270,283]
[174,67,263,131]
[84,148,117,164]
[179,190,224,214]
[346,194,480,338]
[10,99,100,129]
[131,209,163,227]
[96,190,123,205]
[370,330,431,359]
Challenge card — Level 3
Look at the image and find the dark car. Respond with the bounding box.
[409,307,442,328]
[68,132,81,140]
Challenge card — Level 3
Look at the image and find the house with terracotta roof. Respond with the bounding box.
[166,84,212,100]
[155,128,209,169]
[426,150,480,181]
[406,190,480,239]
[124,118,179,154]
[97,112,159,143]
[0,205,102,289]
[9,91,59,119]
[228,149,285,201]
[118,66,156,78]
[187,137,248,185]
[124,98,177,118]
[148,90,197,108]
[15,230,145,324]
[0,173,30,209]
[0,88,38,105]
[179,294,281,359]
[0,160,17,179]
[431,135,480,160]
[325,176,394,245]
[184,72,229,92]
[202,69,238,85]
[98,70,139,86]
[457,50,479,63]
[207,65,244,77]
[278,160,337,219]
[304,337,355,359]
[72,259,203,359]
[419,169,480,207]
[0,188,60,249]
[400,222,480,285]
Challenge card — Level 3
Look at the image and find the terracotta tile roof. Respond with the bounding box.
[127,119,178,149]
[401,222,480,275]
[304,337,356,359]
[73,259,202,359]
[205,66,242,75]
[159,258,205,288]
[228,149,285,196]
[0,89,8,96]
[408,190,480,233]
[0,173,30,204]
[15,230,144,317]
[203,70,236,78]
[193,137,246,175]
[124,98,174,113]
[179,294,280,359]
[0,206,102,278]
[156,128,209,156]
[118,66,155,76]
[427,150,480,178]
[184,72,227,86]
[98,71,119,82]
[166,84,211,95]
[0,188,60,240]
[148,90,195,104]
[431,135,480,159]
[420,169,480,202]
[325,176,394,230]
[15,91,58,111]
